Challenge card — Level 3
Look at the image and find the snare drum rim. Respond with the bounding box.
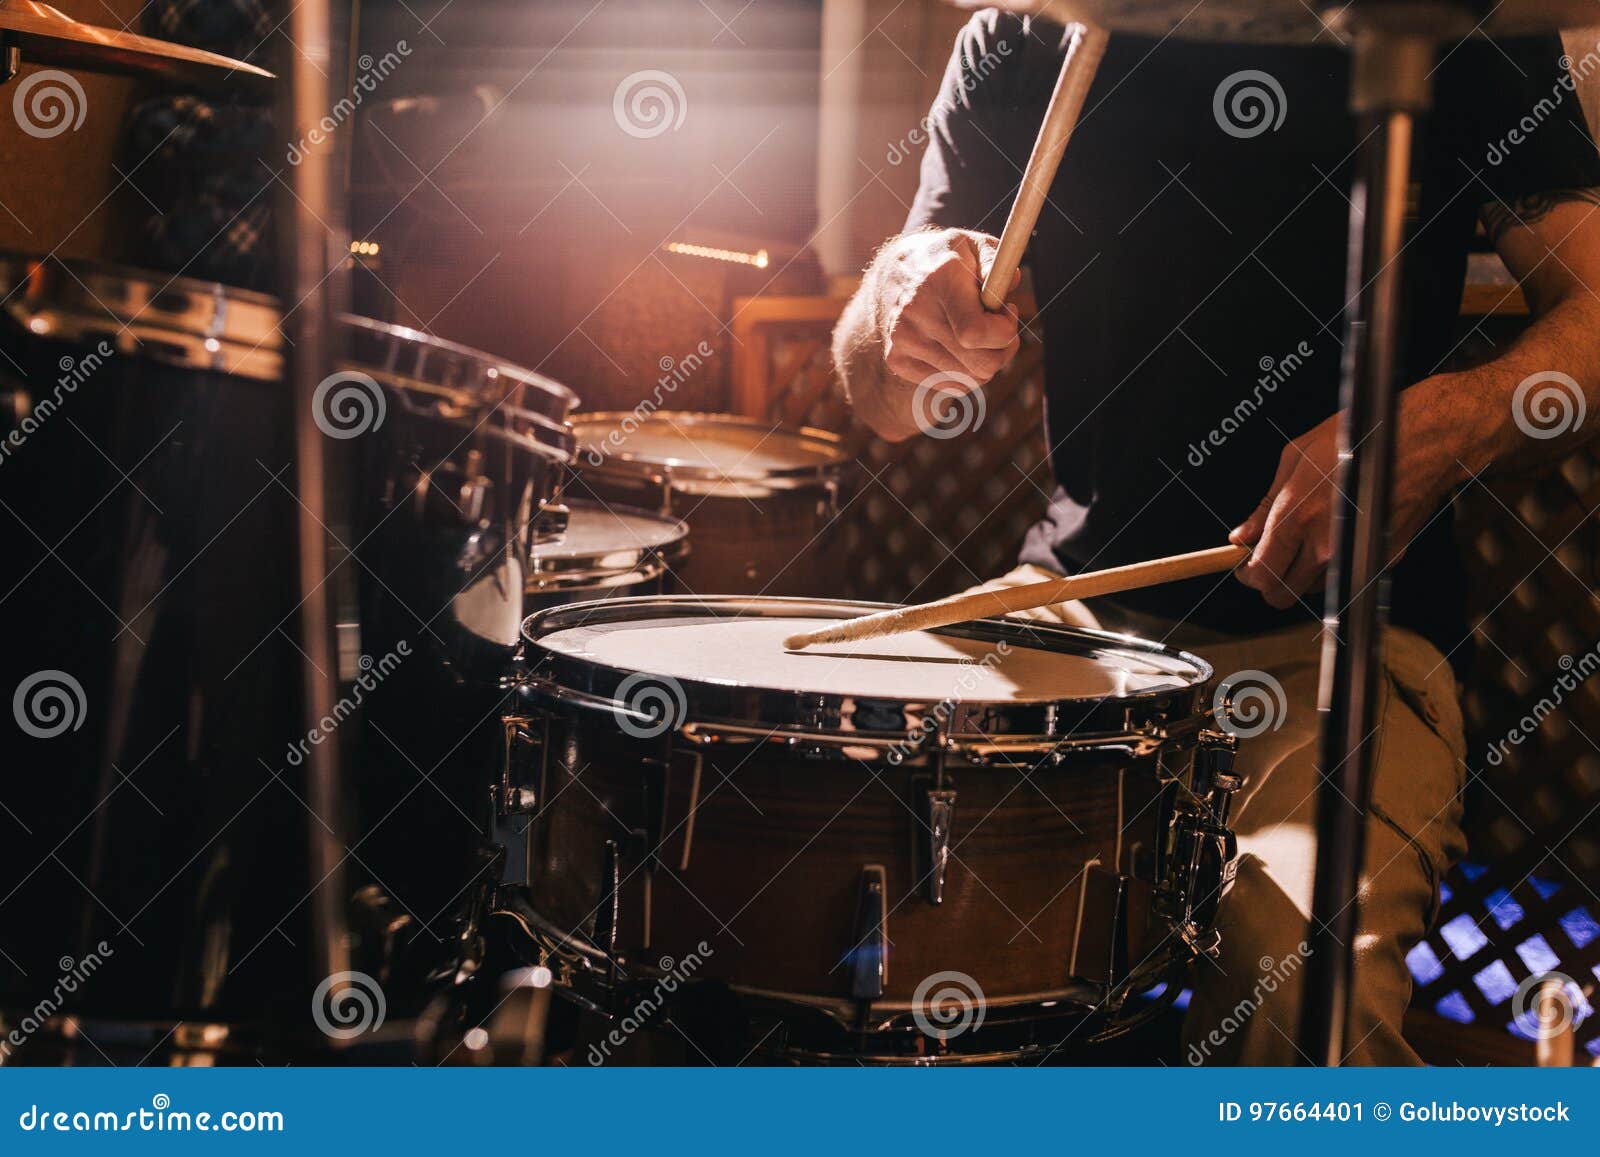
[517,595,1213,742]
[571,411,848,486]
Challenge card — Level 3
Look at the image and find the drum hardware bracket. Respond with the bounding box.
[680,719,919,756]
[913,785,957,905]
[457,449,490,523]
[532,500,569,544]
[0,36,17,85]
[499,714,548,816]
[597,840,624,1003]
[522,676,666,734]
[848,864,889,1015]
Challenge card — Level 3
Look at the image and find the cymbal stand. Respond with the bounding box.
[1299,2,1477,1065]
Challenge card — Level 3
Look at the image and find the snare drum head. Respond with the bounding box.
[572,412,846,482]
[523,596,1210,722]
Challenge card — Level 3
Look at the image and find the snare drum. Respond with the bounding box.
[496,596,1239,1063]
[526,501,689,612]
[567,413,848,598]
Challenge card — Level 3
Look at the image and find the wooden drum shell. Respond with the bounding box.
[512,718,1186,1011]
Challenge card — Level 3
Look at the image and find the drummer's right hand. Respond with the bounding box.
[878,229,1021,391]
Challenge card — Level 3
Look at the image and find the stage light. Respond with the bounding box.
[662,241,769,269]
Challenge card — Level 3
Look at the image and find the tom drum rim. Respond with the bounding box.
[527,501,690,593]
[572,411,848,488]
[339,313,578,424]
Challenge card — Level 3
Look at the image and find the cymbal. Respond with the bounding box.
[956,0,1600,42]
[0,0,273,90]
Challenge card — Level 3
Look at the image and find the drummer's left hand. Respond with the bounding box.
[1227,386,1464,610]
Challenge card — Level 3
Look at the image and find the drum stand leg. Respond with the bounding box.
[1299,12,1463,1065]
[278,0,356,993]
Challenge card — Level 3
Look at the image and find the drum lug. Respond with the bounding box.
[495,713,549,889]
[641,757,670,870]
[847,864,888,1003]
[458,449,491,522]
[499,714,549,816]
[916,786,957,905]
[597,839,623,993]
[532,500,569,544]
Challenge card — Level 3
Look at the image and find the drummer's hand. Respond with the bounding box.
[1228,393,1461,610]
[879,229,1021,392]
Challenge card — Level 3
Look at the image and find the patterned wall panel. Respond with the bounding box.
[1407,450,1600,1061]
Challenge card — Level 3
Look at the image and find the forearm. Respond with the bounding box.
[832,254,923,443]
[1409,290,1600,485]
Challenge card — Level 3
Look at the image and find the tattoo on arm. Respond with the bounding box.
[1480,188,1600,244]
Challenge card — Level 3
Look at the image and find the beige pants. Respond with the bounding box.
[970,565,1468,1065]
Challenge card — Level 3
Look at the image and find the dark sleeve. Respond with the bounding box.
[903,13,1066,237]
[1436,36,1600,202]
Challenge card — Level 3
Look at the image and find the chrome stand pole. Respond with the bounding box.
[278,0,354,991]
[1299,13,1459,1064]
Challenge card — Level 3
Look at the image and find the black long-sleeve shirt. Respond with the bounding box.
[906,12,1600,658]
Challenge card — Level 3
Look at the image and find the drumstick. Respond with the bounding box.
[980,22,1109,311]
[783,544,1249,651]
